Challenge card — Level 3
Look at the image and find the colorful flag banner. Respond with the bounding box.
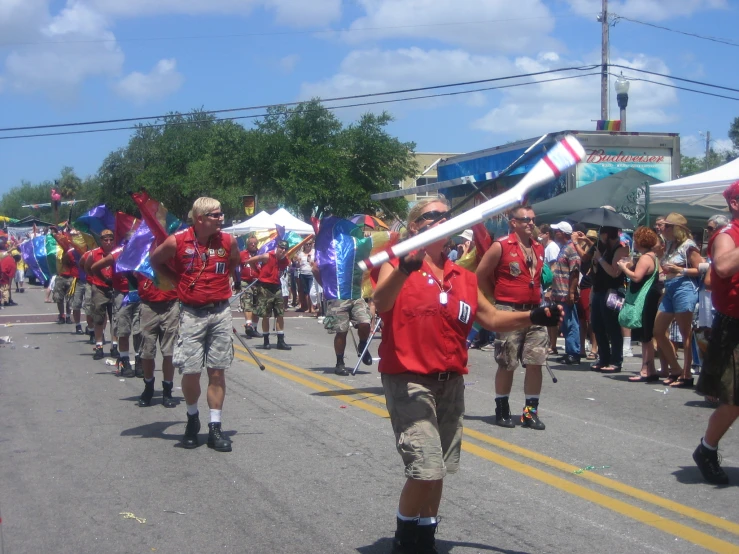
[116,220,156,280]
[74,205,115,238]
[596,120,621,131]
[131,191,184,245]
[19,234,59,283]
[115,212,140,246]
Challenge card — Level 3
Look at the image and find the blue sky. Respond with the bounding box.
[0,0,737,197]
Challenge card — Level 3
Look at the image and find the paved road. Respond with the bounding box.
[1,285,737,553]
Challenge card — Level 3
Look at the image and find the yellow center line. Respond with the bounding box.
[234,345,739,545]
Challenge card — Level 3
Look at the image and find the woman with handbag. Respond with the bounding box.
[616,227,661,382]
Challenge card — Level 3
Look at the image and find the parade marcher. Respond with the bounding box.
[0,244,16,307]
[136,276,180,408]
[476,205,549,430]
[151,197,240,452]
[312,264,373,376]
[374,199,561,553]
[693,181,739,485]
[79,248,96,343]
[84,229,117,360]
[238,235,262,338]
[91,243,142,377]
[550,222,581,365]
[244,240,293,351]
[51,232,85,331]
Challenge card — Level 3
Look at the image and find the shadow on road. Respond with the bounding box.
[120,420,237,449]
[357,537,530,553]
[672,465,739,487]
[313,386,385,397]
[306,365,373,376]
[683,399,719,409]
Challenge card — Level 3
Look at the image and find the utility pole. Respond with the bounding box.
[600,0,609,120]
[705,131,711,170]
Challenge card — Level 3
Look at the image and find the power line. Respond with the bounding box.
[608,72,739,102]
[0,65,599,132]
[0,72,602,140]
[614,14,739,48]
[610,63,739,94]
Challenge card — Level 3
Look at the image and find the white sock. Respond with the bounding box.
[495,394,508,400]
[96,341,103,347]
[623,337,631,349]
[397,510,419,521]
[210,409,222,423]
[702,437,717,451]
[119,351,129,359]
[276,331,284,336]
[163,380,173,387]
[112,341,118,347]
[144,377,154,384]
[418,517,437,526]
[186,403,198,416]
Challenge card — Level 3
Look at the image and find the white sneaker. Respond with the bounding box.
[623,348,634,358]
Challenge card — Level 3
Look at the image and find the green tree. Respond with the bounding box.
[679,149,733,178]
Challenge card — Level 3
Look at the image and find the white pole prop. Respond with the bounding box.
[357,134,586,271]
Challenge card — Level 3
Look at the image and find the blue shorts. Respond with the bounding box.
[659,277,698,314]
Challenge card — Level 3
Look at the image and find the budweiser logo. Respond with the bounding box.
[586,150,665,164]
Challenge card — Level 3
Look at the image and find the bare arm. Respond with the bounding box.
[83,254,95,276]
[475,241,501,299]
[150,235,179,285]
[594,245,627,278]
[244,253,269,266]
[712,234,739,278]
[617,253,654,283]
[90,253,114,279]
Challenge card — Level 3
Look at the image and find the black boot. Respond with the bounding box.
[262,333,271,350]
[693,441,729,485]
[250,326,263,338]
[118,357,135,378]
[75,324,84,335]
[391,517,418,554]
[207,422,232,452]
[138,378,154,407]
[357,340,373,365]
[495,397,515,428]
[335,356,349,376]
[182,412,200,449]
[417,521,439,554]
[521,398,546,430]
[161,381,176,408]
[92,345,105,360]
[276,334,292,351]
[110,344,119,358]
[134,355,143,378]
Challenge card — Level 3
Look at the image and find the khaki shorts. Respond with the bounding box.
[239,282,259,314]
[254,284,284,318]
[140,300,180,359]
[326,298,371,333]
[112,291,139,338]
[52,276,73,304]
[493,304,548,371]
[91,285,114,326]
[173,302,234,375]
[83,283,93,316]
[52,276,85,310]
[382,372,465,481]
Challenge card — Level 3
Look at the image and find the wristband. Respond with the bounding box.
[681,267,687,276]
[398,255,422,276]
[698,262,709,273]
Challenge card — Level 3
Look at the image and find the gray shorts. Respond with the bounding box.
[140,300,180,359]
[493,304,548,371]
[173,302,234,375]
[382,372,465,481]
[112,291,139,338]
[326,298,371,333]
[83,283,93,316]
[52,276,85,310]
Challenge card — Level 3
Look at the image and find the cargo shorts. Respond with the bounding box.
[83,283,93,316]
[53,276,85,310]
[52,276,73,304]
[326,298,371,333]
[91,284,114,326]
[493,303,548,371]
[382,372,465,481]
[254,283,284,318]
[112,291,139,338]
[140,300,180,359]
[239,282,259,314]
[173,301,234,375]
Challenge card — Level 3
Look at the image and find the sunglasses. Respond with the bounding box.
[707,226,717,231]
[101,237,114,242]
[415,210,450,224]
[205,212,225,219]
[512,216,536,224]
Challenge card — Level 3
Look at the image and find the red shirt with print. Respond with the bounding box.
[88,247,113,289]
[258,252,289,285]
[240,250,260,282]
[173,228,233,306]
[491,234,543,305]
[378,258,478,376]
[137,276,178,303]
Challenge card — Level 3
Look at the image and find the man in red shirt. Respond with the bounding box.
[78,248,96,343]
[151,197,240,452]
[244,240,292,351]
[84,230,117,360]
[694,180,739,485]
[51,229,85,331]
[238,235,262,338]
[476,205,548,430]
[0,244,16,307]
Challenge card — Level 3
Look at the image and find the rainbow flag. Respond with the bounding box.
[596,120,621,131]
[131,191,184,244]
[115,212,140,246]
[19,234,60,282]
[116,220,156,280]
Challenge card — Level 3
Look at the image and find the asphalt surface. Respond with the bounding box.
[1,285,737,554]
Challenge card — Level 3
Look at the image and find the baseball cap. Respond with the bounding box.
[277,240,289,249]
[551,221,573,235]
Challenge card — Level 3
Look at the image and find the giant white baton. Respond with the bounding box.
[357,134,585,271]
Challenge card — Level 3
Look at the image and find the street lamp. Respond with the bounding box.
[615,72,630,131]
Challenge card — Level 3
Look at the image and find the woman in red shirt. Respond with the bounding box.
[373,199,561,553]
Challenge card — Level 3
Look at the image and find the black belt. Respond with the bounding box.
[182,300,229,311]
[427,371,458,382]
[496,300,538,311]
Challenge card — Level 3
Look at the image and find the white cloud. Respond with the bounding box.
[343,0,556,53]
[114,58,184,104]
[279,54,300,74]
[566,0,727,21]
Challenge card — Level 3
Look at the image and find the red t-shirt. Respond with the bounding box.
[258,252,289,285]
[59,249,79,278]
[137,276,178,303]
[240,250,260,281]
[80,250,92,283]
[710,220,739,319]
[0,255,15,285]
[378,259,478,375]
[173,228,233,307]
[87,247,113,289]
[491,234,544,305]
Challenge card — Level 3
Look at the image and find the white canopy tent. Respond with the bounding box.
[650,157,739,211]
[223,209,314,236]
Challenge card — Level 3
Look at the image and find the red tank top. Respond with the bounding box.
[60,249,79,278]
[240,250,260,281]
[491,234,543,304]
[709,221,739,318]
[137,277,178,303]
[110,248,129,293]
[258,252,289,285]
[88,248,113,289]
[173,228,233,306]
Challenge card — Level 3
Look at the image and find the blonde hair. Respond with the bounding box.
[406,197,450,227]
[674,225,691,244]
[191,197,221,218]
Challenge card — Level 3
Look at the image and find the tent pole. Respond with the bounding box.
[644,181,650,228]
